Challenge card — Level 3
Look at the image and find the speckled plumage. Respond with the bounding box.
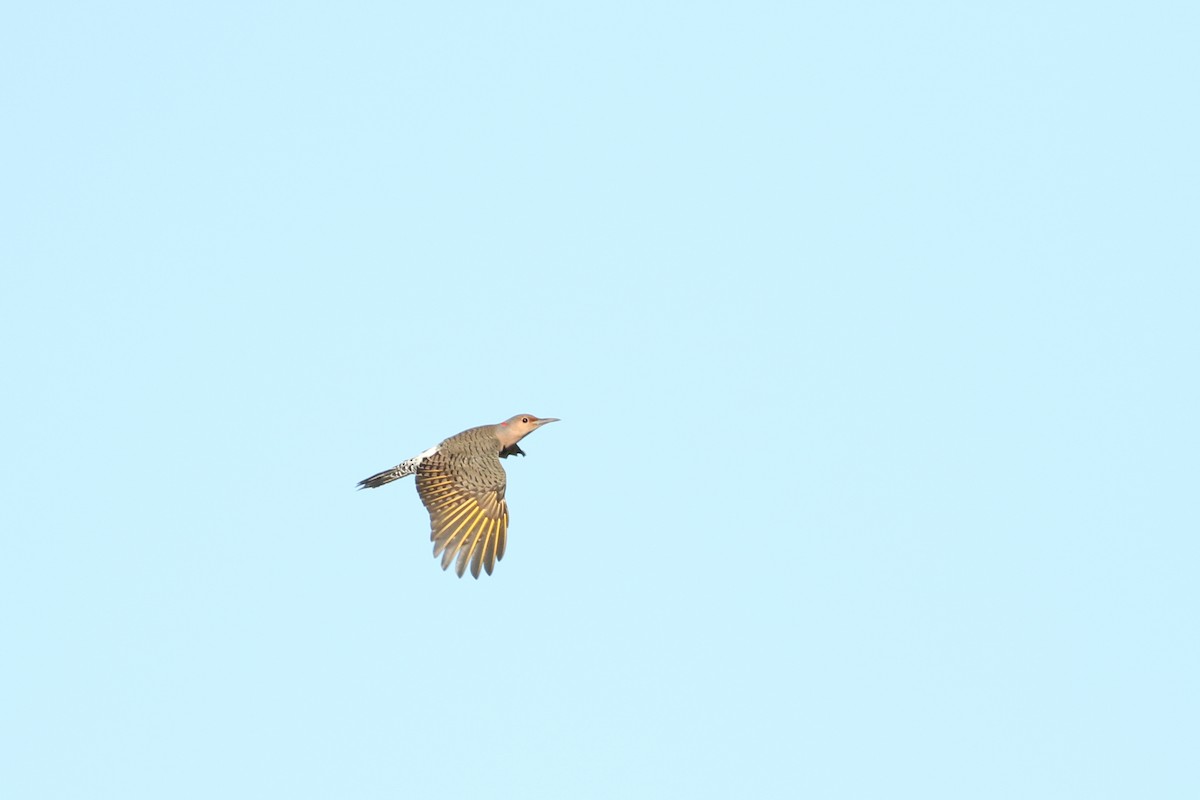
[357,414,559,578]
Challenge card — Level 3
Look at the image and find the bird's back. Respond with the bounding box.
[439,424,502,454]
[425,426,505,494]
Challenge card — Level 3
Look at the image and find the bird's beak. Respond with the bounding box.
[535,417,560,426]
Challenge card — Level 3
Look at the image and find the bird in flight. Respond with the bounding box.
[358,414,560,578]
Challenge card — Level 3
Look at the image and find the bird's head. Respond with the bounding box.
[496,414,560,446]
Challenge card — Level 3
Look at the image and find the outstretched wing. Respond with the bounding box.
[415,453,508,578]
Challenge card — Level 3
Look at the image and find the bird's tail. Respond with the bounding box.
[357,446,437,490]
[356,463,415,489]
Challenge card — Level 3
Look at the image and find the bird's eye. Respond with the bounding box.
[522,417,529,423]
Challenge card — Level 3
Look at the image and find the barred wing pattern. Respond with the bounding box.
[415,454,509,578]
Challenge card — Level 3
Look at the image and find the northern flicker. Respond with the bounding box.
[357,414,559,578]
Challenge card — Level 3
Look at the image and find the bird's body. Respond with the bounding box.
[358,414,559,578]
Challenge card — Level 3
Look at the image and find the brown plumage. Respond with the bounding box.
[357,414,559,578]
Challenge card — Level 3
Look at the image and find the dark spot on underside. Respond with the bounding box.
[499,444,526,459]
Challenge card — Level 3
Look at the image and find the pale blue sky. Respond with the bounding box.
[2,2,1197,798]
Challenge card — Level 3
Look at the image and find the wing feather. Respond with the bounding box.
[416,454,508,578]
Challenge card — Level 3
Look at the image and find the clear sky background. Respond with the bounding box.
[2,2,1197,798]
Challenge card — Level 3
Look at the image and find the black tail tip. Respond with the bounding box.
[356,473,393,490]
